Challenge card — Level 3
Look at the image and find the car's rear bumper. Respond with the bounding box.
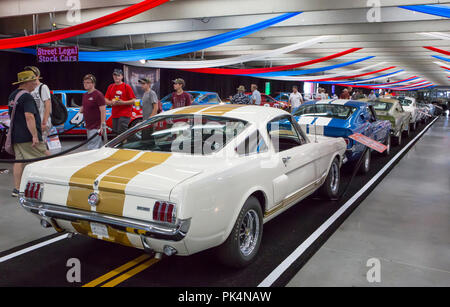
[19,195,190,242]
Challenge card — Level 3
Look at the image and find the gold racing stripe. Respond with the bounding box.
[67,150,139,211]
[199,104,245,116]
[172,105,212,114]
[95,152,172,216]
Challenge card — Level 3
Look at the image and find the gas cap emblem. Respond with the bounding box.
[88,192,100,207]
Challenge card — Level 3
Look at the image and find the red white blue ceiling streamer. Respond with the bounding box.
[0,0,169,50]
[399,4,450,18]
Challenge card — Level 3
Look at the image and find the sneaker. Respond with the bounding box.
[11,188,19,197]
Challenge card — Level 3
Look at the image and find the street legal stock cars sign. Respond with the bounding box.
[37,46,78,63]
[349,133,387,153]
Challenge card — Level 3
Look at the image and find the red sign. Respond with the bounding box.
[37,46,78,63]
[348,133,387,153]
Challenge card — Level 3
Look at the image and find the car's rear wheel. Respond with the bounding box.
[410,121,417,132]
[319,157,340,199]
[394,129,402,146]
[359,149,371,174]
[383,134,391,156]
[216,196,263,268]
[403,123,410,138]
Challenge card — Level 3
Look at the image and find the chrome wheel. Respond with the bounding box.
[239,209,260,257]
[330,161,339,194]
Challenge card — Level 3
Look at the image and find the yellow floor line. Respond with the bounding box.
[101,258,160,287]
[82,254,151,287]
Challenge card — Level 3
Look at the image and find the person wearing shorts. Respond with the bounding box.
[8,70,47,197]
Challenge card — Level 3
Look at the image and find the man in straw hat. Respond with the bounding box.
[230,85,250,104]
[8,70,47,197]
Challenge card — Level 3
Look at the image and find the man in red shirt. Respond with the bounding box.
[105,69,136,135]
[80,74,106,150]
[171,78,192,109]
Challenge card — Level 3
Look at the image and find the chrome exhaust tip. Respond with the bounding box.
[40,219,52,228]
[163,245,177,256]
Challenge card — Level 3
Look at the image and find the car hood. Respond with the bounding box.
[23,148,206,199]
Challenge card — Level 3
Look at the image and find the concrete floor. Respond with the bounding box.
[288,116,450,287]
[0,137,89,252]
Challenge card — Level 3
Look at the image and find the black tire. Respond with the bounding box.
[129,118,143,128]
[359,149,371,175]
[319,157,340,199]
[410,121,417,132]
[394,130,402,146]
[216,196,263,268]
[383,134,391,156]
[403,123,410,138]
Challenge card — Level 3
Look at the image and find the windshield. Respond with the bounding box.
[293,104,357,120]
[371,101,393,112]
[398,97,413,107]
[108,115,248,155]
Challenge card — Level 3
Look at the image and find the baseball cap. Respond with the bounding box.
[138,78,151,84]
[113,68,124,76]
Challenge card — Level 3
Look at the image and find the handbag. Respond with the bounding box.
[4,90,27,156]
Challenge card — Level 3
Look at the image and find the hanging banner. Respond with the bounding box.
[123,65,161,99]
[37,46,79,63]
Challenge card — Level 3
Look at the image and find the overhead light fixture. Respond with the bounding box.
[140,59,146,64]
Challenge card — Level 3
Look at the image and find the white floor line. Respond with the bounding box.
[258,117,439,287]
[0,233,69,263]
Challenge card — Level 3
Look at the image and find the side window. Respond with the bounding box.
[236,130,268,156]
[267,116,305,153]
[368,106,377,122]
[209,94,220,104]
[200,95,209,104]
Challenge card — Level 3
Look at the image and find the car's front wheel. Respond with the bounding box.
[216,196,263,268]
[359,149,371,175]
[319,157,340,199]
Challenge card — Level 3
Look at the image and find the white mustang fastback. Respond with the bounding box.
[20,105,346,267]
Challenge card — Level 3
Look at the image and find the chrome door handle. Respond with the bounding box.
[282,156,291,165]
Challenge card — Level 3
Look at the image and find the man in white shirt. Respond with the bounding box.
[25,66,52,139]
[289,86,303,112]
[250,84,261,105]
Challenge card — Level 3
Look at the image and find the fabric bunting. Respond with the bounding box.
[318,69,405,85]
[424,46,450,56]
[259,63,387,82]
[79,13,300,62]
[313,66,396,82]
[121,36,329,69]
[183,48,362,74]
[247,56,375,77]
[0,0,169,50]
[398,5,450,18]
[432,55,450,62]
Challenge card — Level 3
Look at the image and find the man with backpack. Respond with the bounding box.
[24,66,52,142]
[8,70,47,197]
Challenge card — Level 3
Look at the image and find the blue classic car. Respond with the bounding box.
[161,91,222,111]
[292,99,392,174]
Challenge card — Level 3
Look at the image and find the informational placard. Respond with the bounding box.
[37,46,79,63]
[348,133,387,153]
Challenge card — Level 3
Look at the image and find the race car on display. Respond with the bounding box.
[19,104,346,267]
[360,98,412,146]
[161,91,223,112]
[398,96,422,131]
[292,99,391,174]
[244,92,289,110]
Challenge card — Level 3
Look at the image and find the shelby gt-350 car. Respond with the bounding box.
[293,100,391,174]
[361,98,412,146]
[398,96,421,131]
[19,105,346,267]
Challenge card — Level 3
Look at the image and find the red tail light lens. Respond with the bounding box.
[25,182,43,201]
[153,201,176,224]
